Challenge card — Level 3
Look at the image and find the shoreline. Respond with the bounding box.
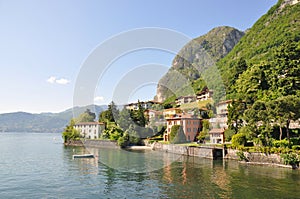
[65,139,299,170]
[125,146,152,150]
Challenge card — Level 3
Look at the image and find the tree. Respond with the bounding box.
[126,124,140,145]
[271,95,300,146]
[130,100,146,127]
[172,126,187,144]
[197,119,209,142]
[231,133,247,148]
[227,99,247,134]
[108,101,119,122]
[117,125,141,147]
[62,119,80,142]
[99,101,119,123]
[169,125,180,142]
[136,101,146,127]
[116,108,133,131]
[244,101,270,136]
[271,40,300,97]
[76,109,96,123]
[169,125,186,144]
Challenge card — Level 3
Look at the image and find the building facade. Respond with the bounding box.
[209,128,225,144]
[74,122,106,139]
[175,96,196,106]
[164,114,202,142]
[196,89,213,101]
[125,100,161,111]
[163,108,183,119]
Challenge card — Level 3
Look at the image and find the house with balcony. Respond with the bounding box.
[163,108,183,119]
[164,113,202,142]
[175,96,196,106]
[74,122,106,139]
[196,88,213,102]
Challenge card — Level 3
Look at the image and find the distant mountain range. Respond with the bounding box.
[0,105,107,133]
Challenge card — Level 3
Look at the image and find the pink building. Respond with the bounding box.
[164,114,202,142]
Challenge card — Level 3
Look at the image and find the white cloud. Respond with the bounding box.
[46,76,70,85]
[55,78,70,85]
[47,76,56,84]
[94,96,104,102]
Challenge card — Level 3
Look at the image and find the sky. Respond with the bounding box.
[0,0,278,113]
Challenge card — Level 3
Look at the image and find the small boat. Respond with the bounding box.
[72,154,94,159]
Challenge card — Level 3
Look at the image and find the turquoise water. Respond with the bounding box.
[0,133,299,199]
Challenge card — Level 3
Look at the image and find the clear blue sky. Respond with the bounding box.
[0,0,277,113]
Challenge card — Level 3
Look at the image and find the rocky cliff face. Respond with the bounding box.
[155,26,244,102]
[280,0,300,10]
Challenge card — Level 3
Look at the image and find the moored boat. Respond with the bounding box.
[72,154,94,159]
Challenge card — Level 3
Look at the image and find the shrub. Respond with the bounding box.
[224,128,235,142]
[231,133,247,148]
[281,153,300,168]
[117,137,127,148]
[291,138,300,146]
[272,139,289,148]
[292,145,300,150]
[236,151,249,162]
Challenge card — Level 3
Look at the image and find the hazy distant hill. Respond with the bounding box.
[0,105,107,133]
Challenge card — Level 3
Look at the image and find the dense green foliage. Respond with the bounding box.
[62,119,80,143]
[197,119,210,142]
[218,0,300,95]
[99,103,153,146]
[231,133,247,148]
[217,1,300,151]
[281,153,300,167]
[99,101,119,123]
[172,126,187,144]
[169,125,180,142]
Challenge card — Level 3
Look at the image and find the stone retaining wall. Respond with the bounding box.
[152,142,221,159]
[225,149,283,164]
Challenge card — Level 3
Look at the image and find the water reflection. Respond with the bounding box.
[97,147,182,173]
[64,146,300,199]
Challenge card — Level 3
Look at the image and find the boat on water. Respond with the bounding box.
[72,154,94,159]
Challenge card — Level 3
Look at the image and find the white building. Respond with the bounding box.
[196,89,213,101]
[74,122,106,139]
[175,96,196,106]
[125,100,161,110]
[209,128,225,144]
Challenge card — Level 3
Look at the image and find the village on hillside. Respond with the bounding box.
[70,88,230,145]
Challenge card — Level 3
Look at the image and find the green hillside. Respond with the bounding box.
[216,0,300,143]
[217,0,300,98]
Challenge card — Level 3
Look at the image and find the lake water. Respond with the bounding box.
[0,133,299,199]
